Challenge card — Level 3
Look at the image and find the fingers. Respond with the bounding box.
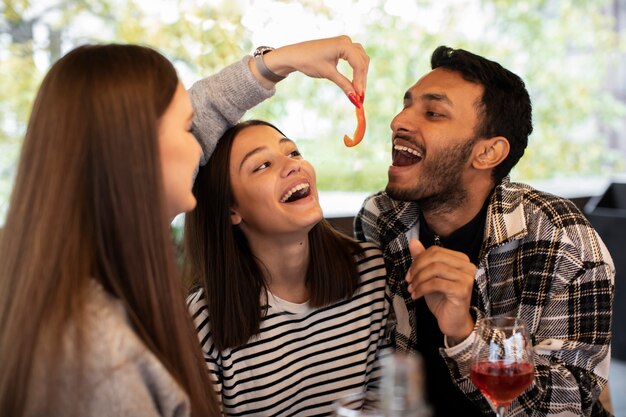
[405,246,476,300]
[406,263,475,300]
[411,279,470,304]
[311,36,369,104]
[277,35,370,105]
[405,245,472,283]
[408,239,425,259]
[323,69,360,101]
[340,39,369,98]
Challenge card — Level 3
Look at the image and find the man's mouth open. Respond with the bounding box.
[392,143,423,167]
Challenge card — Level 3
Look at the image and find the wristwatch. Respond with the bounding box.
[253,46,275,57]
[253,46,286,83]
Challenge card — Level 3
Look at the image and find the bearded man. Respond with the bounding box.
[355,46,614,417]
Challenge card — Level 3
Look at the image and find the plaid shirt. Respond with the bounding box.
[354,177,614,417]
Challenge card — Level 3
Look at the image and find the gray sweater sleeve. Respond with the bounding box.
[25,284,191,417]
[188,56,276,165]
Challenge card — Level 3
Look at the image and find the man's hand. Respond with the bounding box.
[405,239,476,344]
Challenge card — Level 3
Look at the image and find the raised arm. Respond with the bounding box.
[256,35,368,97]
[189,35,369,164]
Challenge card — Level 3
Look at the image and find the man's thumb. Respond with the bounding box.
[408,239,425,259]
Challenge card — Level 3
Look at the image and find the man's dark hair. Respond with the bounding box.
[431,46,533,183]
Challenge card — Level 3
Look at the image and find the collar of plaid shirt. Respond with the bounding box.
[356,176,615,416]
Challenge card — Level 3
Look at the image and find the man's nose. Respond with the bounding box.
[390,110,407,134]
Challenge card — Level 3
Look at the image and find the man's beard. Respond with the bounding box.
[385,138,476,214]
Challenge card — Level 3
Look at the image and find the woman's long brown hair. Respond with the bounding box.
[0,44,220,416]
[184,120,364,351]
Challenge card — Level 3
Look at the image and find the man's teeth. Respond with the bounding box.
[394,144,423,158]
[281,183,309,203]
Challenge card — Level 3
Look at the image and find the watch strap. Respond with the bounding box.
[253,50,286,83]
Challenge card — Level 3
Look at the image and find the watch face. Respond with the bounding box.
[254,46,274,57]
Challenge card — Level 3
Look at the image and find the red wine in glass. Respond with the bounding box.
[470,316,534,417]
[470,360,534,407]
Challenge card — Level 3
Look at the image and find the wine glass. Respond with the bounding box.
[470,316,535,417]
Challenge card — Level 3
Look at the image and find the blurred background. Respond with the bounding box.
[2,0,626,224]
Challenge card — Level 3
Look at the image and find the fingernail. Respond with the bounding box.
[359,91,365,103]
[348,92,361,108]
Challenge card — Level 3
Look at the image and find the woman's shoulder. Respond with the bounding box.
[80,284,183,385]
[85,283,151,359]
[353,240,384,265]
[26,283,190,417]
[186,288,213,353]
[186,287,208,319]
[355,239,383,254]
[352,240,386,287]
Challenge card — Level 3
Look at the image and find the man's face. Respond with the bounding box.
[386,67,484,211]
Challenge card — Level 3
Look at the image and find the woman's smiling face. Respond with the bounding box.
[228,124,323,239]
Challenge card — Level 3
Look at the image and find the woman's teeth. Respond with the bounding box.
[281,183,310,203]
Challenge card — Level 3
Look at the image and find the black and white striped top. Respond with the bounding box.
[187,242,390,416]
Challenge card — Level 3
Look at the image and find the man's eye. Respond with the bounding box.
[288,150,302,158]
[426,111,444,118]
[253,162,271,172]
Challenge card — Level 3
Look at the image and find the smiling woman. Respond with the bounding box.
[183,119,390,416]
[228,123,324,240]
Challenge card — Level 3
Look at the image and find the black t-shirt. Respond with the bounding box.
[414,197,489,417]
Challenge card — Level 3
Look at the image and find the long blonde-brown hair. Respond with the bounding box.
[0,44,220,416]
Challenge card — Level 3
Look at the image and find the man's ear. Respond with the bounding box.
[230,208,242,225]
[472,136,510,170]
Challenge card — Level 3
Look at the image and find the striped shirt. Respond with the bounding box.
[188,242,390,416]
[355,177,615,417]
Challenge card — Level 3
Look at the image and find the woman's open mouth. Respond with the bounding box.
[280,182,311,203]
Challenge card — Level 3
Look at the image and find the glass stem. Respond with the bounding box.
[496,405,507,417]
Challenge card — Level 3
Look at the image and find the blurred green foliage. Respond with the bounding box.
[1,0,625,224]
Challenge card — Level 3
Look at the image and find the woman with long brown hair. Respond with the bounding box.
[0,35,369,417]
[185,120,390,416]
[0,43,220,417]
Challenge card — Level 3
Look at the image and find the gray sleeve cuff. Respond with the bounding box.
[188,56,276,165]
